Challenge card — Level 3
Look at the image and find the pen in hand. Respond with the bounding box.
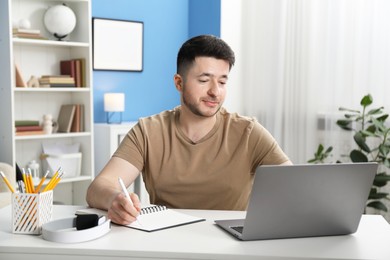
[118,177,142,226]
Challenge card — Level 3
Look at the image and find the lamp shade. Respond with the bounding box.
[104,93,125,112]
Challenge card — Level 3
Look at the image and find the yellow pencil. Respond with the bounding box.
[50,172,64,190]
[0,171,15,193]
[22,168,30,193]
[34,170,49,193]
[42,168,61,192]
[27,169,35,193]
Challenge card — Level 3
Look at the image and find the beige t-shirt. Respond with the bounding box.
[114,107,290,210]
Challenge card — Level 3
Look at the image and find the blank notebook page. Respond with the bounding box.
[76,205,205,232]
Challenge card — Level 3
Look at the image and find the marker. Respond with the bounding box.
[118,177,142,226]
[0,171,15,193]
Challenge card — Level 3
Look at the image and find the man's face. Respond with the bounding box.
[180,57,230,118]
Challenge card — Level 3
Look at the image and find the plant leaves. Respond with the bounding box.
[367,200,388,212]
[377,114,389,122]
[360,94,373,107]
[371,117,386,132]
[379,144,390,157]
[353,132,371,153]
[361,130,376,137]
[316,144,324,155]
[384,159,390,168]
[368,192,389,199]
[367,107,383,115]
[364,125,376,134]
[350,150,368,162]
[325,146,333,154]
[339,107,360,113]
[373,173,390,187]
[336,119,352,130]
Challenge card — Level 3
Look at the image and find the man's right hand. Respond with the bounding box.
[107,192,141,225]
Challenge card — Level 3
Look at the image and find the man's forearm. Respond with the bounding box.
[86,176,119,210]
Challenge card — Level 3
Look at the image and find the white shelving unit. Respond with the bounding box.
[0,0,93,205]
[94,123,150,205]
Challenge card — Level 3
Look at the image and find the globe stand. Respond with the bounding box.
[54,33,68,41]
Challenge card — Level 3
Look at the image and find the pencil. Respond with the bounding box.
[42,167,61,192]
[22,168,30,193]
[34,170,49,193]
[50,172,64,190]
[27,169,35,193]
[0,171,15,193]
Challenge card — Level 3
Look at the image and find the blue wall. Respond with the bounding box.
[92,0,220,122]
[189,0,221,38]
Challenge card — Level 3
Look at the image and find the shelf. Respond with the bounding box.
[14,88,90,93]
[55,175,92,183]
[15,132,91,141]
[40,175,92,185]
[13,38,89,47]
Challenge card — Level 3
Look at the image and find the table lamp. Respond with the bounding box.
[104,93,125,124]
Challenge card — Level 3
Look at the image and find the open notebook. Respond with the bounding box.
[76,205,205,232]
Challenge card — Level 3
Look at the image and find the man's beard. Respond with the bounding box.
[182,91,222,117]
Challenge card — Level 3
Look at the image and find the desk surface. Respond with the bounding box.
[0,205,390,260]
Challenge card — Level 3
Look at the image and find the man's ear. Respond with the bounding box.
[174,74,183,91]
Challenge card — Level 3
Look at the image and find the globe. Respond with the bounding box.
[43,4,76,41]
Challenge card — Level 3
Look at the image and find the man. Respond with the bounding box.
[87,35,292,225]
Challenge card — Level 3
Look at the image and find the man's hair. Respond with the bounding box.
[176,35,235,76]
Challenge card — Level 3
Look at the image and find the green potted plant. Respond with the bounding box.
[308,94,390,212]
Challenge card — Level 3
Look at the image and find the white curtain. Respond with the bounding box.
[238,0,390,164]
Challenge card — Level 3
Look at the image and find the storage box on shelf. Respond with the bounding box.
[0,0,93,205]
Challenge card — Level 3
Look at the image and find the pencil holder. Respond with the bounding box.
[12,190,53,234]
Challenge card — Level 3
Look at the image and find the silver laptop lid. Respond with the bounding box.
[241,163,377,240]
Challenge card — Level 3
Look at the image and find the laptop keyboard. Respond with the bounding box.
[230,226,244,234]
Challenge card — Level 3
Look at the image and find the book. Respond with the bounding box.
[13,28,41,34]
[60,60,77,85]
[15,120,40,127]
[15,130,45,136]
[57,104,76,133]
[71,104,80,132]
[13,33,47,40]
[39,83,76,88]
[76,205,205,232]
[39,77,75,84]
[60,59,85,87]
[74,59,81,87]
[77,58,86,87]
[16,125,43,132]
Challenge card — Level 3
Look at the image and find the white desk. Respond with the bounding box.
[0,205,390,260]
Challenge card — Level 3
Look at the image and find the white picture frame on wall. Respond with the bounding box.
[93,18,144,71]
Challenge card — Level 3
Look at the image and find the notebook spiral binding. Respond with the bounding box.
[140,205,167,215]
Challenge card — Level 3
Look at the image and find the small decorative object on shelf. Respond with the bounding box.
[42,114,53,134]
[43,4,76,41]
[27,160,40,181]
[27,76,40,88]
[18,18,31,29]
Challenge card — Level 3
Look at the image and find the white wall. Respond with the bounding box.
[220,0,244,114]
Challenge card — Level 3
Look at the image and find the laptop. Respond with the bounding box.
[215,163,377,241]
